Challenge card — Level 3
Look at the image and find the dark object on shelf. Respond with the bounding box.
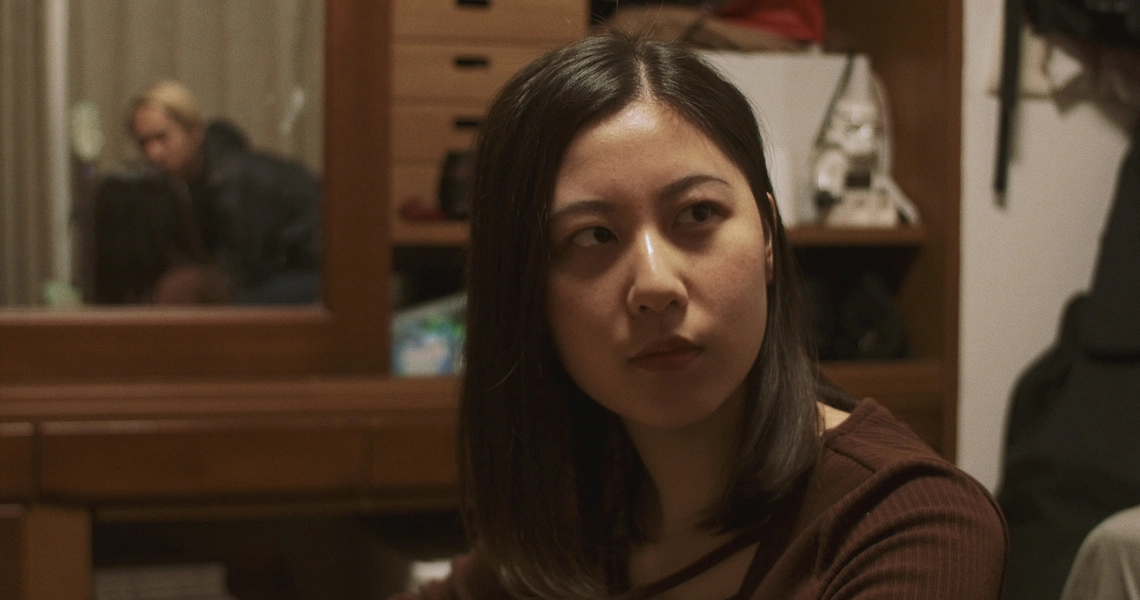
[804,275,838,360]
[833,271,908,360]
[805,271,908,361]
[399,196,448,221]
[439,152,474,219]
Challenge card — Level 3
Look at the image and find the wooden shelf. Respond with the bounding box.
[392,220,469,247]
[787,224,925,247]
[392,221,926,248]
[821,358,941,400]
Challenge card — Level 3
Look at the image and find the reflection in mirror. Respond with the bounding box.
[0,0,324,307]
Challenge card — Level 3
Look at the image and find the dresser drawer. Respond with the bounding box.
[391,104,484,161]
[393,43,548,102]
[393,0,586,44]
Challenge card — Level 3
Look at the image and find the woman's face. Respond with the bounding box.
[546,100,772,430]
[132,103,203,181]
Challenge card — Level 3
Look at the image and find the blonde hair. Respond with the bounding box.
[128,80,204,133]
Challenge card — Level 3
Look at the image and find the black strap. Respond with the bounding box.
[621,485,808,600]
[994,0,1024,200]
[619,518,773,600]
[733,485,805,599]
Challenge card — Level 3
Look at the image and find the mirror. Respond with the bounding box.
[0,0,391,383]
[0,0,325,307]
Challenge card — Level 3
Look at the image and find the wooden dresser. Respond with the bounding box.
[389,0,587,245]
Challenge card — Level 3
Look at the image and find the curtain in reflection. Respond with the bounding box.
[70,0,325,173]
[0,0,52,305]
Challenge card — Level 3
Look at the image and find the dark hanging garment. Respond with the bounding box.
[993,0,1140,196]
[997,122,1140,600]
[1024,0,1140,50]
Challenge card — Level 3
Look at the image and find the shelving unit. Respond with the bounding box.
[393,220,469,247]
[387,0,585,245]
[787,224,925,247]
[391,0,963,459]
[821,0,963,456]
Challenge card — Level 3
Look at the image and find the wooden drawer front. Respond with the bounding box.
[0,423,34,501]
[394,0,585,44]
[368,412,457,490]
[38,418,370,501]
[392,104,484,161]
[393,44,544,102]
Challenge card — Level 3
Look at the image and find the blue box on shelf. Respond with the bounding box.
[392,293,466,376]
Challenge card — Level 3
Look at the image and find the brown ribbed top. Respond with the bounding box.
[625,398,1008,599]
[395,399,1009,600]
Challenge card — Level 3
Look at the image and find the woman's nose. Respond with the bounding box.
[626,231,687,315]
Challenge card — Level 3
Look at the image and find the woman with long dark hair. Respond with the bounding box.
[398,34,1006,599]
[89,163,230,304]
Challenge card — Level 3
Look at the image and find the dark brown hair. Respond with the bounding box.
[89,163,212,304]
[460,34,821,598]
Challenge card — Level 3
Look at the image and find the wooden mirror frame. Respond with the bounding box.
[0,0,391,384]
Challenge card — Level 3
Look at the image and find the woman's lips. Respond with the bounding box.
[630,338,702,372]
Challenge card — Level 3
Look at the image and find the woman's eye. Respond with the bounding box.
[677,202,715,225]
[569,226,615,247]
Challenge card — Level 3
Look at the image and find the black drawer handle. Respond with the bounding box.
[453,117,482,130]
[454,55,490,69]
[456,0,490,7]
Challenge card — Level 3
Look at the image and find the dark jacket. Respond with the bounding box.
[189,120,322,304]
[998,123,1140,600]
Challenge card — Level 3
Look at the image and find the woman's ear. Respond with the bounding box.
[765,193,776,285]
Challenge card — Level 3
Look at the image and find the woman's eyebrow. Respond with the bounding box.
[550,174,732,221]
[549,199,615,222]
[659,174,731,202]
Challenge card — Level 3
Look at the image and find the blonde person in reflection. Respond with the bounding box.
[393,35,1007,600]
[128,80,322,304]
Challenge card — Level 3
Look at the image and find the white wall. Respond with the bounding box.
[958,0,1131,490]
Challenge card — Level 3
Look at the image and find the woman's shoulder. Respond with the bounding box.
[743,399,1008,598]
[796,399,1007,594]
[820,399,997,515]
[813,398,1001,515]
[841,396,998,493]
[822,398,945,465]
